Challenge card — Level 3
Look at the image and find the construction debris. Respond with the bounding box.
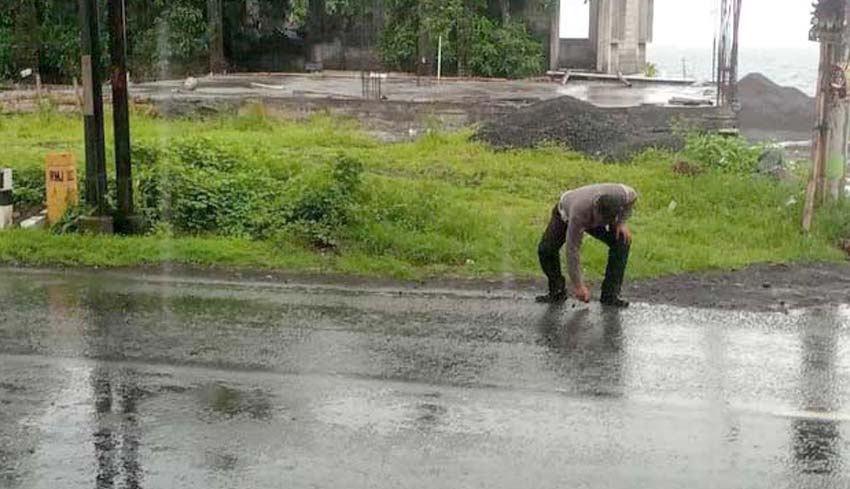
[250,82,286,90]
[20,215,46,230]
[183,77,199,91]
[669,96,714,106]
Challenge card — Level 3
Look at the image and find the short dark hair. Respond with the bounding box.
[596,195,620,222]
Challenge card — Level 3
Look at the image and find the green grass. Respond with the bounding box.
[0,109,846,282]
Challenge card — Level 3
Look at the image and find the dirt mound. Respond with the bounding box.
[475,95,735,161]
[737,73,815,136]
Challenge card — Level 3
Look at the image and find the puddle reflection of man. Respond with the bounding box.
[536,183,637,307]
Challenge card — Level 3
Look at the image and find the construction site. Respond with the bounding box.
[0,0,825,152]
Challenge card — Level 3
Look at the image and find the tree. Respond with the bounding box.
[208,0,226,73]
[13,0,39,77]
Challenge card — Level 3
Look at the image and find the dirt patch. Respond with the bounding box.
[625,262,850,312]
[474,95,736,161]
[671,160,704,176]
[738,73,816,139]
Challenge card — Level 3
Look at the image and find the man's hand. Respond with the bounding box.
[571,284,591,303]
[614,223,632,245]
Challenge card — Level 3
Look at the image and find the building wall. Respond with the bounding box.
[558,39,596,69]
[318,40,382,71]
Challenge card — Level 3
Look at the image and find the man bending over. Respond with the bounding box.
[536,183,637,307]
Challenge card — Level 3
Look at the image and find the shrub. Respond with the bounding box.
[10,166,45,208]
[135,138,284,238]
[0,20,13,81]
[469,17,543,79]
[282,156,364,248]
[133,137,364,248]
[379,17,419,72]
[817,200,850,245]
[681,132,763,174]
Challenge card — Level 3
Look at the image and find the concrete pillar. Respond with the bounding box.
[592,0,650,74]
[619,0,641,73]
[596,0,612,72]
[550,0,561,70]
[589,0,599,47]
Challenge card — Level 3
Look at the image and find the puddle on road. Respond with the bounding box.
[196,383,274,421]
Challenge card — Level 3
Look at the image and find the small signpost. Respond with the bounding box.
[0,169,12,230]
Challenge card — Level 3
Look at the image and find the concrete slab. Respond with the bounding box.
[130,72,712,109]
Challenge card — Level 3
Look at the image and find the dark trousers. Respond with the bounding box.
[538,206,630,299]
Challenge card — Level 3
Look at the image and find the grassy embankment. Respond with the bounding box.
[0,108,846,282]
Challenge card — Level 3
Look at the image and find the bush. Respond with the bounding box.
[0,20,13,81]
[379,17,419,72]
[10,166,45,209]
[135,138,284,238]
[681,132,763,174]
[132,1,209,77]
[281,156,364,248]
[134,137,364,248]
[817,200,850,245]
[469,17,543,79]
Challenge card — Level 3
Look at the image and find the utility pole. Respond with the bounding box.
[803,0,850,231]
[108,0,135,231]
[78,0,108,217]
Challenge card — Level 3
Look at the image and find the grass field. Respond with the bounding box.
[0,108,846,282]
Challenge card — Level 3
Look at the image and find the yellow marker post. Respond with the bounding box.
[45,152,79,225]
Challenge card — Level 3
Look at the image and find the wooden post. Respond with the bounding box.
[108,0,134,228]
[78,0,108,215]
[803,0,850,231]
[35,74,42,105]
[72,77,82,112]
[803,42,831,232]
[824,7,850,202]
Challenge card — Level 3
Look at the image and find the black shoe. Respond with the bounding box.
[536,290,567,304]
[600,296,630,308]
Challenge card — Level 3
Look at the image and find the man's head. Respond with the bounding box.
[596,194,621,224]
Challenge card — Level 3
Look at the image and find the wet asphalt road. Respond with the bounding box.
[1,269,850,488]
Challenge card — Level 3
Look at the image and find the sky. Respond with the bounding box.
[561,0,814,48]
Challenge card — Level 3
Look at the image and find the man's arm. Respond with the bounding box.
[565,222,589,301]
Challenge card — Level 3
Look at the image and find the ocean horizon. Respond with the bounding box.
[648,44,819,96]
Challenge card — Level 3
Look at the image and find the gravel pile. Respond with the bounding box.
[475,95,735,161]
[737,72,815,137]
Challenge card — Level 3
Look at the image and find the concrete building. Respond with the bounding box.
[554,0,654,74]
[308,0,654,76]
